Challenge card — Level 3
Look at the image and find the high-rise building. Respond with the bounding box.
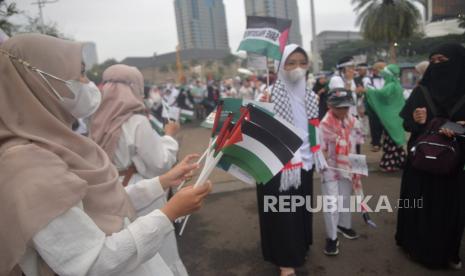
[313,31,362,52]
[174,0,230,51]
[424,0,464,37]
[244,0,302,45]
[82,42,98,71]
[425,0,465,22]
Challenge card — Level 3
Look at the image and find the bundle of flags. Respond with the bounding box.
[200,98,273,131]
[193,101,304,188]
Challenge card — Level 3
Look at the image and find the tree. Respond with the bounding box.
[222,54,237,66]
[21,15,69,39]
[190,59,199,66]
[160,64,170,73]
[87,59,118,84]
[170,63,177,72]
[0,0,21,36]
[352,0,422,63]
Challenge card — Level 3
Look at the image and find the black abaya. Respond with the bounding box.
[396,81,465,268]
[256,169,313,267]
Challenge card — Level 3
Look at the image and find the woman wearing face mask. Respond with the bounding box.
[90,64,187,275]
[256,44,319,276]
[396,43,465,269]
[0,34,212,276]
[71,62,101,136]
[91,64,179,187]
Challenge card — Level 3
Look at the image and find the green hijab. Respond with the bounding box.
[366,64,406,146]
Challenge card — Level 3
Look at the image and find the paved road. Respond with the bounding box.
[174,122,464,276]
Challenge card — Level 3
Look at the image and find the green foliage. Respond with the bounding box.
[190,59,199,66]
[353,0,422,43]
[170,63,177,72]
[160,64,170,73]
[0,0,21,35]
[87,59,119,84]
[222,54,236,66]
[21,15,69,39]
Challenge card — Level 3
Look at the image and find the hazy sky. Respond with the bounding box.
[13,0,359,61]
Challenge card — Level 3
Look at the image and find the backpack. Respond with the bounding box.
[410,86,465,175]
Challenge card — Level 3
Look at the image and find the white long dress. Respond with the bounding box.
[113,114,188,276]
[20,177,176,276]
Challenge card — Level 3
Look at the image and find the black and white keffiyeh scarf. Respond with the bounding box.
[271,79,321,191]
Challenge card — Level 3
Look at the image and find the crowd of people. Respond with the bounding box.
[254,43,465,276]
[1,32,464,276]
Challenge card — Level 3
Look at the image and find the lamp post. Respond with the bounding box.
[310,0,320,73]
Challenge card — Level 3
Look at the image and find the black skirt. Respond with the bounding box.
[256,169,313,267]
[395,163,465,268]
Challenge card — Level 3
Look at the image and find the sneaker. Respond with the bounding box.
[371,145,381,152]
[337,225,360,240]
[449,257,462,270]
[324,238,339,256]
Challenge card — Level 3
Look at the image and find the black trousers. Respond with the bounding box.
[368,111,383,147]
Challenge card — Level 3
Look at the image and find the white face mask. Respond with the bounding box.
[285,67,307,83]
[63,80,102,119]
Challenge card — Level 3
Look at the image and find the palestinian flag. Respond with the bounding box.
[221,119,300,184]
[248,105,303,153]
[308,118,321,153]
[238,16,292,61]
[180,109,195,122]
[148,114,165,135]
[200,98,273,130]
[217,158,255,185]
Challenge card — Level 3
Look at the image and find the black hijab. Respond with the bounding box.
[420,43,465,110]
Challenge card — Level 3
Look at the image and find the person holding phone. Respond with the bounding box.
[89,64,187,275]
[0,34,211,276]
[396,43,465,269]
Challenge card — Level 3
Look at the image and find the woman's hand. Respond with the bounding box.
[413,107,427,124]
[161,181,212,221]
[439,128,455,138]
[164,121,181,137]
[440,121,465,138]
[159,154,199,190]
[259,91,270,102]
[356,85,366,94]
